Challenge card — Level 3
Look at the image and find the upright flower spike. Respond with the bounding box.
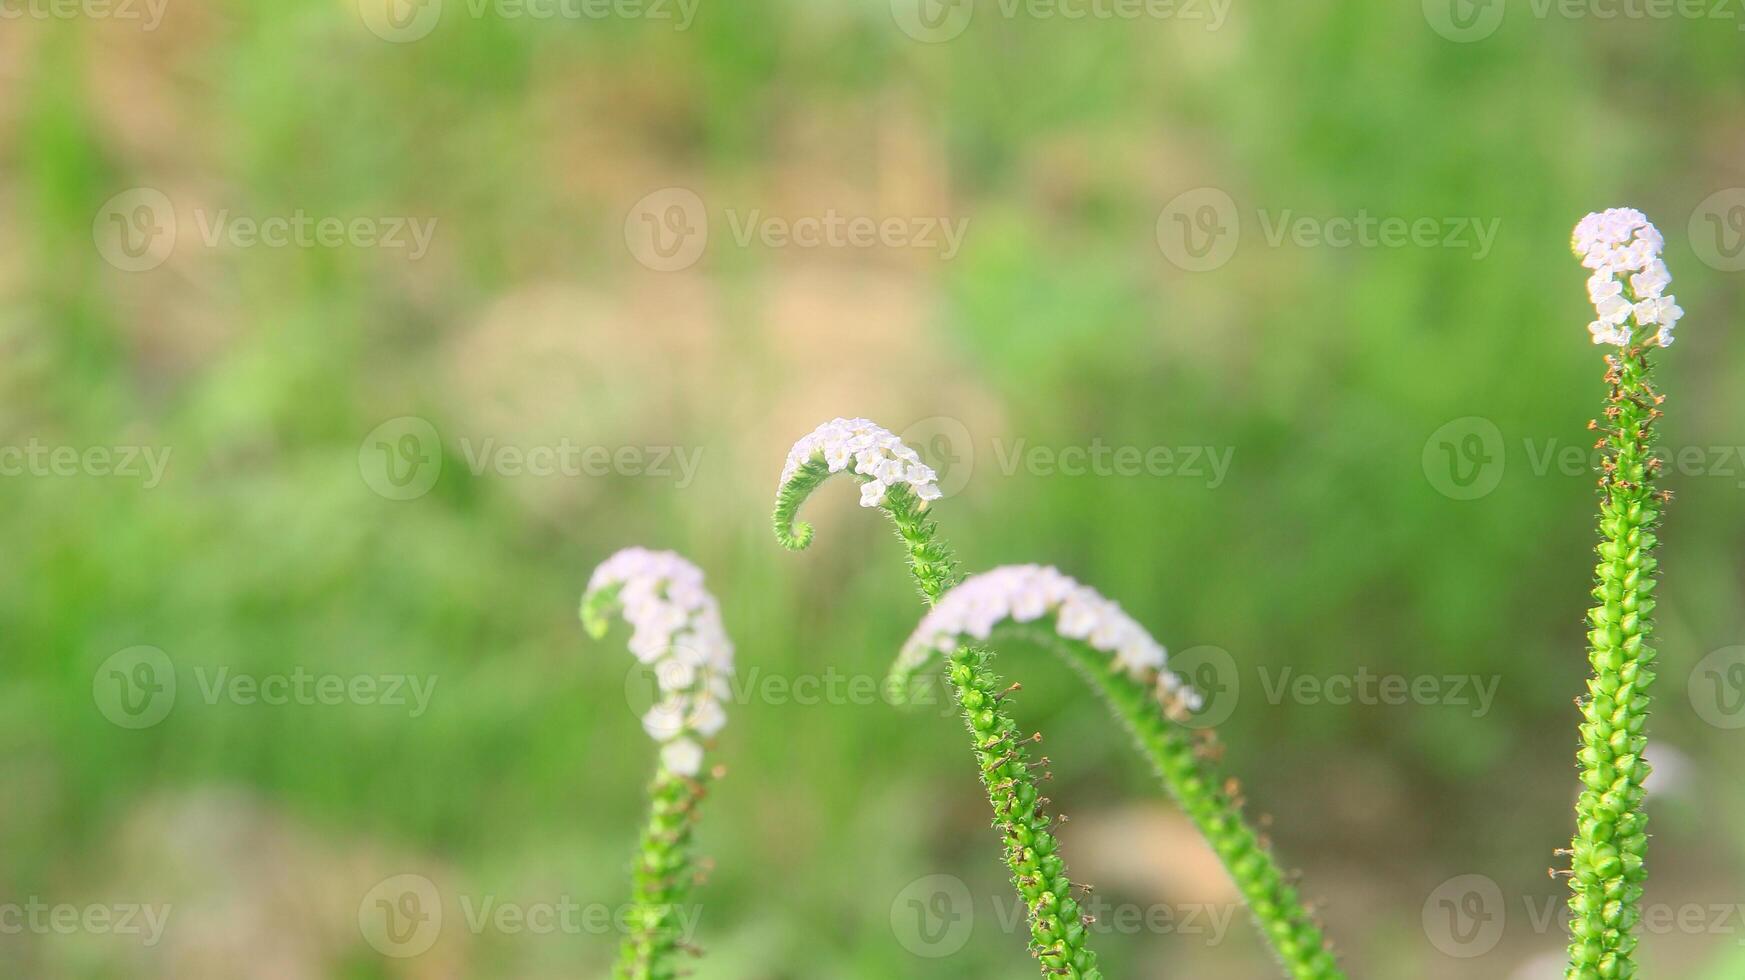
[583,547,734,980]
[1573,208,1682,349]
[775,419,1343,979]
[1562,210,1675,980]
[774,418,1102,979]
[898,567,1343,980]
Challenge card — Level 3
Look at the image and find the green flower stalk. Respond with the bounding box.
[1562,208,1680,979]
[775,418,1103,979]
[774,418,1341,978]
[894,565,1343,980]
[583,547,734,980]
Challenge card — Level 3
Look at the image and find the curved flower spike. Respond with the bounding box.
[1571,207,1682,348]
[774,419,1101,979]
[583,547,734,778]
[775,417,943,551]
[775,417,1342,979]
[1562,208,1677,980]
[895,563,1202,712]
[583,547,733,980]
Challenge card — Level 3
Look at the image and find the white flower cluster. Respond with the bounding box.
[1572,208,1682,348]
[899,564,1202,712]
[585,548,734,777]
[779,417,943,509]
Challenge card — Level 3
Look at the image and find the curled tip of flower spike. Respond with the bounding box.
[1572,208,1682,349]
[892,564,1201,712]
[583,547,735,778]
[773,417,944,550]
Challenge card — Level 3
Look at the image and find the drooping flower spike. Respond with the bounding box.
[583,547,734,777]
[582,547,733,980]
[775,418,1103,979]
[1572,207,1682,348]
[895,565,1343,980]
[1562,209,1677,980]
[774,418,1343,979]
[894,563,1201,713]
[776,417,942,545]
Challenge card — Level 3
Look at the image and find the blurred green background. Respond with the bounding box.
[3,1,1744,976]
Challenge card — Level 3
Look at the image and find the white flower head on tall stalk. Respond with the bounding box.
[1572,208,1682,348]
[779,417,943,512]
[583,547,734,777]
[897,564,1203,713]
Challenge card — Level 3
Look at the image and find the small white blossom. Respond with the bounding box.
[897,564,1202,712]
[1572,208,1681,348]
[585,547,735,774]
[778,417,946,510]
[660,739,704,778]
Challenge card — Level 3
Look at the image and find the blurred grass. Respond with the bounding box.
[2,1,1744,976]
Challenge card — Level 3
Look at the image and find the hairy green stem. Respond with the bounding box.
[779,459,1102,978]
[780,453,1341,976]
[616,769,709,980]
[1053,642,1341,978]
[1565,343,1663,980]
